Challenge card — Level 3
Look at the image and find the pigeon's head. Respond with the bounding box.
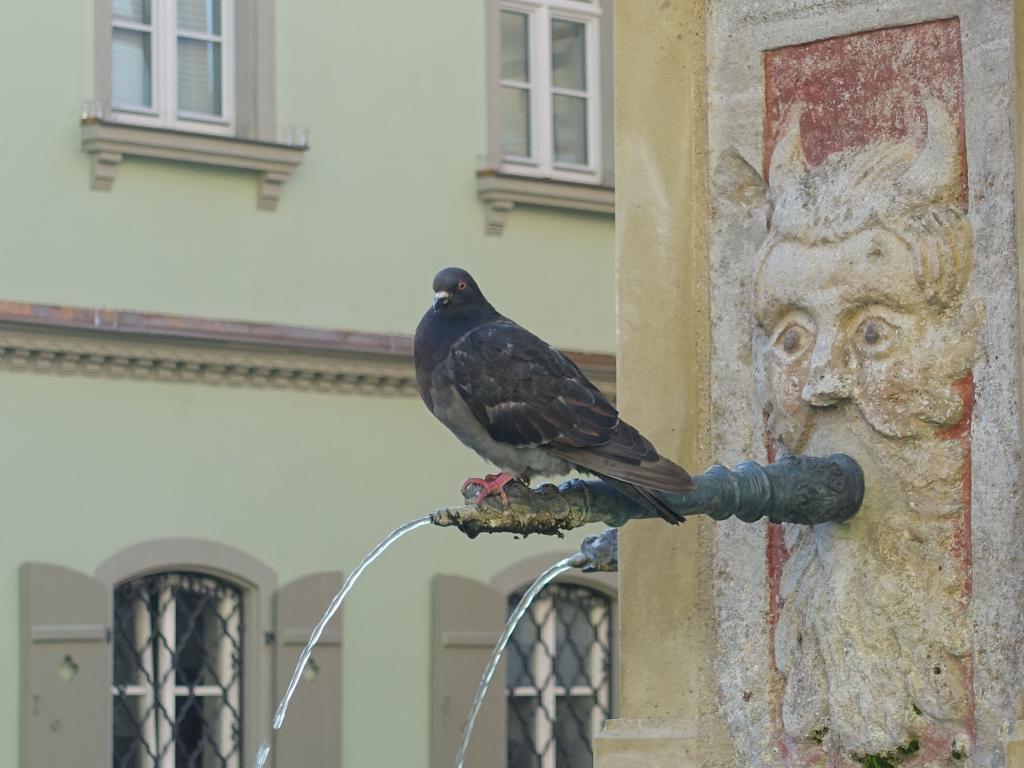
[431,267,489,312]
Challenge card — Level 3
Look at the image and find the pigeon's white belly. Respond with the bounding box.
[432,383,570,479]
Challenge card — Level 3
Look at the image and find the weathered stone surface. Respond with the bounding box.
[708,3,1023,766]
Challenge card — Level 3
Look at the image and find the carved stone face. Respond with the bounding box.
[755,226,972,448]
[716,99,981,760]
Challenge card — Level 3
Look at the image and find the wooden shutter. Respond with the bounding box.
[274,571,344,767]
[19,562,111,768]
[431,575,506,768]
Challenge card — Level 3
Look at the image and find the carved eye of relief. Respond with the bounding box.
[853,315,900,357]
[772,319,813,360]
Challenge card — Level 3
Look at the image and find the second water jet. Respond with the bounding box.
[256,514,434,768]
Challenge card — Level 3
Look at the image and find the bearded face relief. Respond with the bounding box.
[744,100,981,762]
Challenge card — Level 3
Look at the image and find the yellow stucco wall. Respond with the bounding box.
[596,0,728,764]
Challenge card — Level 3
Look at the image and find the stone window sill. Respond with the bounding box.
[475,170,614,235]
[80,119,308,211]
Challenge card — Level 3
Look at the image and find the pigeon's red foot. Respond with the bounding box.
[460,472,516,507]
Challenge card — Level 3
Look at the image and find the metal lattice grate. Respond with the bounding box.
[112,571,243,768]
[506,582,613,768]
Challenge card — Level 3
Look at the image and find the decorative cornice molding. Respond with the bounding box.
[80,120,307,210]
[0,302,616,399]
[476,170,615,235]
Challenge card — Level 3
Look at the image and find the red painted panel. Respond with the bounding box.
[761,20,974,763]
[763,18,967,200]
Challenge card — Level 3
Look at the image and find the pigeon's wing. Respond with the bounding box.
[449,319,618,449]
[450,320,694,499]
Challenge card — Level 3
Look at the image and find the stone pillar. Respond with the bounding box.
[595,1,730,766]
[600,1,1024,767]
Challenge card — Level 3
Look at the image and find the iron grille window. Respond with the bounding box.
[506,582,613,768]
[112,571,243,768]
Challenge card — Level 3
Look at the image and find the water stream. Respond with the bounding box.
[254,514,434,768]
[453,555,581,768]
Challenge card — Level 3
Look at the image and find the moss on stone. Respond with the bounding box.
[854,738,920,768]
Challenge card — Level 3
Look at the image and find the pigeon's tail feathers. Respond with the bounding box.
[551,419,695,496]
[547,445,696,497]
[597,475,685,525]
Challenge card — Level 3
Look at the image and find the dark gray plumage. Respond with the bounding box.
[413,267,694,524]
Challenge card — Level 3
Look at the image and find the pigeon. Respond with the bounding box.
[413,267,694,524]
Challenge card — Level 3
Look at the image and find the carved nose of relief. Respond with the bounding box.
[801,340,853,407]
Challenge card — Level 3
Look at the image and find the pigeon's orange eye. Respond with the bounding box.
[457,280,467,291]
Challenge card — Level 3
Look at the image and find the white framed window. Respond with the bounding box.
[111,0,235,135]
[506,582,613,767]
[498,0,603,183]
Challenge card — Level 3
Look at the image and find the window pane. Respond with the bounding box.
[551,19,586,91]
[552,94,587,165]
[112,0,150,25]
[502,86,531,158]
[508,696,541,768]
[178,38,223,116]
[177,0,222,35]
[508,585,611,767]
[113,695,148,768]
[113,594,152,687]
[204,697,241,764]
[554,695,594,768]
[507,608,537,688]
[174,582,242,688]
[112,28,152,108]
[501,11,529,82]
[176,588,209,686]
[176,695,240,765]
[554,595,596,688]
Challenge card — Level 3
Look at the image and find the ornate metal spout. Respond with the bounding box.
[431,453,863,538]
[577,528,619,572]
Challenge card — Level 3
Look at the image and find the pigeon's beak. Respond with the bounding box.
[433,291,450,309]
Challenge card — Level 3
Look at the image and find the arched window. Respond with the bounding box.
[21,542,342,767]
[112,571,244,767]
[430,553,617,767]
[506,582,613,768]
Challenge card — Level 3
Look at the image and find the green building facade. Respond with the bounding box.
[3,1,616,766]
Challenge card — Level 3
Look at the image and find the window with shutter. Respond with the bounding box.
[92,536,344,765]
[23,545,344,767]
[431,563,617,768]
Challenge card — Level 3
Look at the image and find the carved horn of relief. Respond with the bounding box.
[894,99,963,208]
[768,107,807,200]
